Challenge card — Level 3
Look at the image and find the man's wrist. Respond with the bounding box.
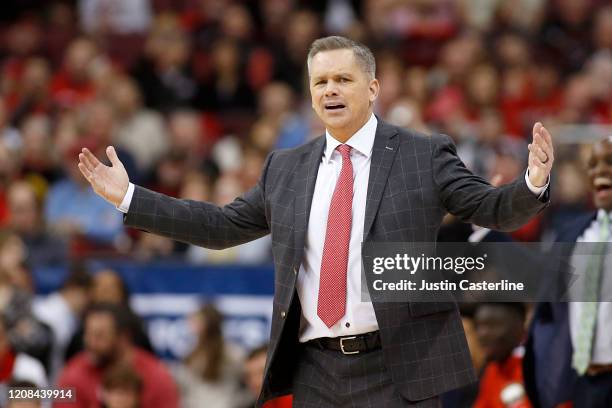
[117,183,135,213]
[525,169,549,198]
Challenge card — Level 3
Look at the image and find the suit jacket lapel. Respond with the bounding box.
[363,120,399,239]
[293,136,326,266]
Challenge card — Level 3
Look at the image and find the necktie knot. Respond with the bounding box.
[337,144,352,159]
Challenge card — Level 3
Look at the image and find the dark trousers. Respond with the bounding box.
[573,372,612,408]
[292,343,441,408]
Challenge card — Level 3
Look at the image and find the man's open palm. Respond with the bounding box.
[78,146,129,207]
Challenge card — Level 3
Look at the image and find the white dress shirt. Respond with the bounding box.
[297,114,379,342]
[118,114,547,343]
[569,209,612,364]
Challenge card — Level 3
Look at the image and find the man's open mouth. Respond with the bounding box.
[594,177,612,194]
[325,103,346,110]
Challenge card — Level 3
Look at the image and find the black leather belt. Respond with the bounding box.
[308,331,381,355]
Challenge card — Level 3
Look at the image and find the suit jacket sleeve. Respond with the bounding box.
[123,153,273,249]
[432,134,548,231]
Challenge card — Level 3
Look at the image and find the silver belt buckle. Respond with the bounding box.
[340,336,359,355]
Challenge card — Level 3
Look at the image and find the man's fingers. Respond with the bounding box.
[106,146,122,168]
[79,153,96,172]
[540,125,553,150]
[78,163,93,182]
[533,122,553,151]
[81,148,102,168]
[528,143,549,163]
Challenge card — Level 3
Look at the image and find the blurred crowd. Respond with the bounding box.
[0,0,610,407]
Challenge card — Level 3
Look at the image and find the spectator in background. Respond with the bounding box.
[44,141,125,251]
[593,6,612,52]
[18,114,61,185]
[255,82,310,150]
[539,0,595,75]
[32,264,92,381]
[271,9,319,95]
[56,303,178,408]
[584,51,612,125]
[65,269,153,361]
[546,160,591,237]
[473,303,531,408]
[0,100,20,152]
[51,37,98,109]
[82,100,141,183]
[100,364,143,408]
[241,344,292,408]
[0,232,53,367]
[166,109,205,167]
[0,315,47,388]
[147,149,190,198]
[132,13,197,113]
[174,304,249,408]
[109,75,168,174]
[0,141,21,227]
[4,57,53,126]
[7,181,68,266]
[0,231,33,292]
[196,37,256,125]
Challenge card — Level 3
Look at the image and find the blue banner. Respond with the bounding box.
[33,262,275,360]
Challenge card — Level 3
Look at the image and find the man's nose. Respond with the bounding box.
[592,160,609,176]
[324,80,339,96]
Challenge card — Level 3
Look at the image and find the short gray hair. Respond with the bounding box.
[307,36,376,79]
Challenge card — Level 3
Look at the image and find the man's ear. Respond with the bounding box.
[369,78,380,104]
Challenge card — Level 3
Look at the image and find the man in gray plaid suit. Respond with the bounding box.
[78,36,554,407]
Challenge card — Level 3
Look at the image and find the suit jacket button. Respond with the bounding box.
[281,311,286,319]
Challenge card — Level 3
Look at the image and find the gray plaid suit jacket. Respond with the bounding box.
[124,119,548,405]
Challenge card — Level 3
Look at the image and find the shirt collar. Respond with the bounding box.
[323,114,377,164]
[596,209,612,224]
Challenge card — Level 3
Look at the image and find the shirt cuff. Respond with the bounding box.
[524,169,549,199]
[468,226,491,243]
[117,183,135,214]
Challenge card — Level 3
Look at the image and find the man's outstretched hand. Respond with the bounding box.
[78,146,129,207]
[527,122,554,188]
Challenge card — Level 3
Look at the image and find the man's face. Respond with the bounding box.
[474,305,523,362]
[84,312,119,367]
[309,49,379,140]
[587,140,612,211]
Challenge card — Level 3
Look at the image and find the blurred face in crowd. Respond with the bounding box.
[84,311,120,367]
[92,270,126,304]
[64,38,96,80]
[111,78,142,116]
[475,304,524,362]
[8,182,39,234]
[244,351,267,397]
[309,48,379,142]
[587,139,612,211]
[102,387,139,408]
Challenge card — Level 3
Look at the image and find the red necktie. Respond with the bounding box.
[317,144,353,328]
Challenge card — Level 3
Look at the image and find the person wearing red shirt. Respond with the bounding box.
[474,303,531,408]
[55,303,179,408]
